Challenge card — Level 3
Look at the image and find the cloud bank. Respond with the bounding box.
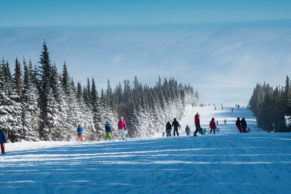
[0,22,290,105]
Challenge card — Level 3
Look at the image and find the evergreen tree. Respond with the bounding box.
[62,62,69,94]
[21,62,41,141]
[0,41,199,141]
[39,40,53,140]
[91,78,98,106]
[249,76,291,132]
[14,58,23,96]
[77,82,82,101]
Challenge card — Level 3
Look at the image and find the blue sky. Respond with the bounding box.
[0,1,291,105]
[1,0,291,26]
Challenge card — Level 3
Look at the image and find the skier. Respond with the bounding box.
[77,124,84,142]
[241,118,247,133]
[231,108,234,113]
[118,116,127,140]
[194,113,203,136]
[236,117,244,133]
[271,123,276,133]
[105,121,112,140]
[224,119,227,124]
[210,118,217,134]
[166,121,172,137]
[172,118,180,137]
[130,132,134,139]
[0,127,6,154]
[185,125,190,136]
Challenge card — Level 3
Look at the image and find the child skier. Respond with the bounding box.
[118,116,127,140]
[77,124,84,142]
[185,125,190,136]
[210,118,217,134]
[166,121,172,137]
[105,122,112,140]
[0,127,6,154]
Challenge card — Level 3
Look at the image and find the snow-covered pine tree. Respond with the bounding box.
[0,59,23,142]
[1,42,199,141]
[21,59,41,141]
[48,64,69,140]
[90,78,103,140]
[39,41,53,140]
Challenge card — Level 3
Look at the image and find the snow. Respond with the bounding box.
[179,105,262,135]
[1,105,291,193]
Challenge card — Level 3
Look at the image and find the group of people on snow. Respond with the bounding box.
[236,117,249,133]
[166,118,181,137]
[165,111,249,137]
[76,116,131,142]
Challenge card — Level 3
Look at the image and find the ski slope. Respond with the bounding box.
[1,106,291,193]
[179,105,262,135]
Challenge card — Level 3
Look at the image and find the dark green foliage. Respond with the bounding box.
[77,82,82,101]
[39,41,53,139]
[14,58,22,96]
[23,60,30,90]
[50,64,60,100]
[249,76,291,132]
[91,78,98,106]
[0,59,13,93]
[62,62,69,94]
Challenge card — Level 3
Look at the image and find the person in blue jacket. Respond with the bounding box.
[105,121,112,140]
[77,124,84,142]
[0,127,6,154]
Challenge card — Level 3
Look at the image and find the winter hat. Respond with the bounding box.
[120,116,124,120]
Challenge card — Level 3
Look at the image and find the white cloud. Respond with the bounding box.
[0,23,290,105]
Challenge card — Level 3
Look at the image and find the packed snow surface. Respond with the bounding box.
[1,106,291,193]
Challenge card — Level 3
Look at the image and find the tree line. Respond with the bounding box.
[249,76,291,132]
[0,41,198,142]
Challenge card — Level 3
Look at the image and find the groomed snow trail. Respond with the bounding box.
[1,106,291,193]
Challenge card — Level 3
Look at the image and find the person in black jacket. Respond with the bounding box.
[166,121,172,137]
[172,118,180,137]
[241,118,247,133]
[236,117,243,133]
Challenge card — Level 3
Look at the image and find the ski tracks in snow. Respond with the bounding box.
[1,106,291,193]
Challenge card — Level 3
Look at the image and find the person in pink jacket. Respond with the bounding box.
[118,116,127,140]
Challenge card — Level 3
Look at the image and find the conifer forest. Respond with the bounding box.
[0,42,198,142]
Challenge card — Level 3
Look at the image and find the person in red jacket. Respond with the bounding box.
[194,113,203,136]
[209,118,217,134]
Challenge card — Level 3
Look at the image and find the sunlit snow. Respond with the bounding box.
[1,106,291,193]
